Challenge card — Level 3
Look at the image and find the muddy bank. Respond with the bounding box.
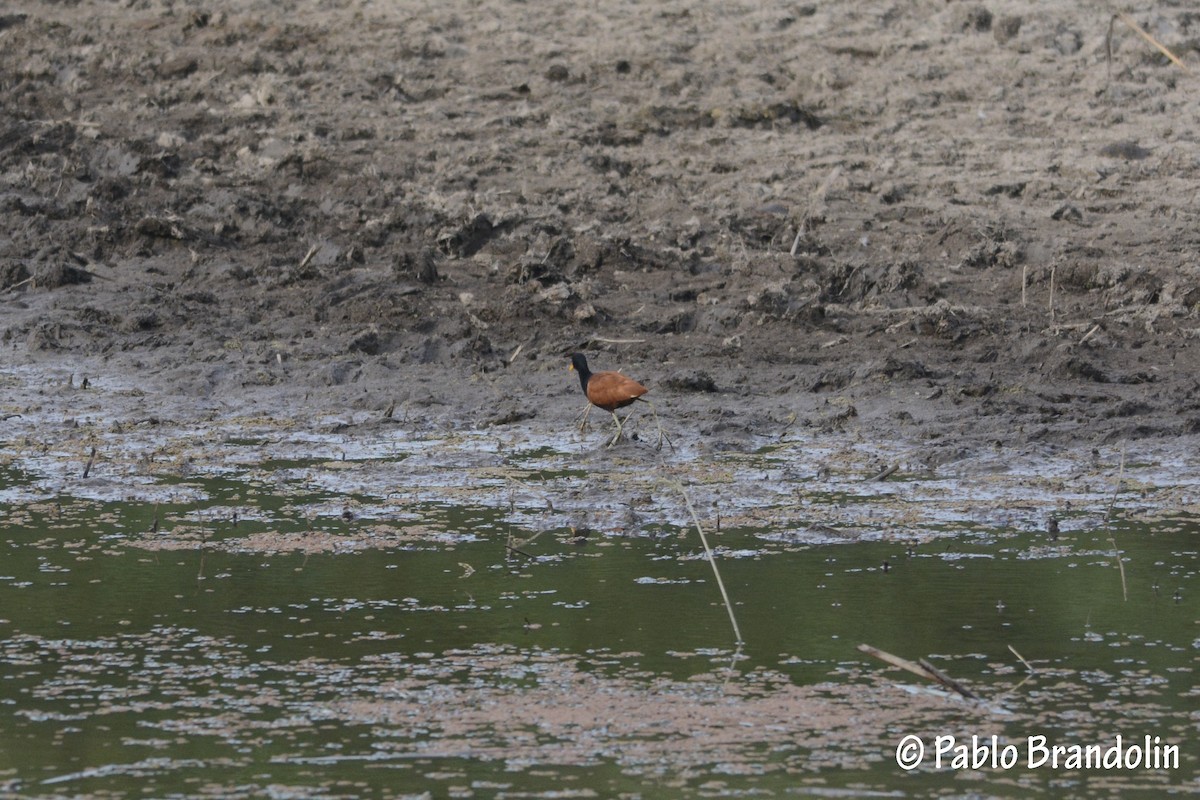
[3,0,1200,458]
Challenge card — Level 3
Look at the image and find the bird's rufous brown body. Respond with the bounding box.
[582,370,648,412]
[569,352,661,448]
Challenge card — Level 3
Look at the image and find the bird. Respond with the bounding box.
[569,352,667,449]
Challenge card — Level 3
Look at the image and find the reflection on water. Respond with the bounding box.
[0,429,1196,798]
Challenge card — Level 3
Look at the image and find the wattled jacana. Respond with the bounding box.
[569,353,668,449]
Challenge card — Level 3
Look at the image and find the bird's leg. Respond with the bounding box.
[576,402,593,433]
[603,402,674,451]
[606,410,625,447]
[641,400,674,453]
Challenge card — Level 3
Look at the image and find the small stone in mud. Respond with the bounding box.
[135,216,190,240]
[1054,27,1082,55]
[0,260,30,290]
[137,152,182,179]
[34,263,92,288]
[1059,356,1106,383]
[545,64,569,82]
[878,182,911,205]
[486,408,536,426]
[184,10,210,30]
[323,360,360,385]
[665,370,718,393]
[1098,141,1152,161]
[91,176,132,202]
[951,5,992,32]
[439,213,496,258]
[817,405,858,432]
[349,329,382,355]
[120,310,160,332]
[1051,204,1084,224]
[156,55,198,80]
[864,357,933,381]
[993,15,1022,44]
[397,249,439,284]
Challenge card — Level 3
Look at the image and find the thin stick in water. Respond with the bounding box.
[866,464,899,482]
[1109,535,1129,602]
[858,643,979,700]
[1104,443,1126,523]
[673,478,744,646]
[1008,644,1035,674]
[1105,443,1129,601]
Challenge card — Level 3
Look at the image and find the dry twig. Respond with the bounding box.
[673,478,744,646]
[1008,644,1035,674]
[858,643,980,700]
[1108,12,1191,76]
[1104,444,1129,601]
[866,464,899,482]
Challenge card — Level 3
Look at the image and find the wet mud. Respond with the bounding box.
[2,0,1199,459]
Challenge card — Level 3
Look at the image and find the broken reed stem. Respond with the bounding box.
[672,478,744,647]
[504,525,537,561]
[298,243,319,269]
[917,658,980,701]
[1021,264,1028,307]
[1110,535,1129,602]
[196,526,209,585]
[1104,443,1126,524]
[1007,644,1035,674]
[1104,444,1129,602]
[1048,264,1056,320]
[505,542,535,560]
[866,464,899,482]
[857,643,979,700]
[1109,12,1192,75]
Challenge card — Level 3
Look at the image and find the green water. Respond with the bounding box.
[0,453,1196,798]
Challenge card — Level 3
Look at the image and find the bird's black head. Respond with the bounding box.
[569,352,591,391]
